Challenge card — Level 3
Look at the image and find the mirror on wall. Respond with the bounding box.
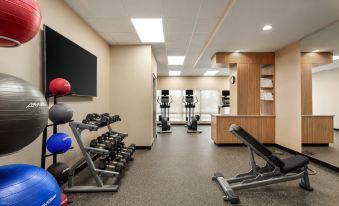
[156,90,226,123]
[300,20,339,167]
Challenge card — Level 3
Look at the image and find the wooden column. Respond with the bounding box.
[301,63,313,115]
[212,52,275,115]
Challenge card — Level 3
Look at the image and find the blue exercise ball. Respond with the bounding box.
[0,73,48,155]
[0,164,61,206]
[47,133,72,154]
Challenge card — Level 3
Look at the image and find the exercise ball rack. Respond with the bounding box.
[40,93,74,169]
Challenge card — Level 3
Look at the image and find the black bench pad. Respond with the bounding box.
[281,155,309,174]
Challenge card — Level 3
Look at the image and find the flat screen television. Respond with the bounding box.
[44,25,97,96]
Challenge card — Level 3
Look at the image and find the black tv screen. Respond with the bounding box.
[44,25,97,96]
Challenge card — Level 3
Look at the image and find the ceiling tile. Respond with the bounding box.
[98,32,116,43]
[85,18,135,33]
[165,32,191,45]
[166,47,187,55]
[199,0,229,18]
[110,33,140,44]
[163,0,203,18]
[164,18,196,33]
[194,18,218,33]
[75,0,126,18]
[123,0,162,18]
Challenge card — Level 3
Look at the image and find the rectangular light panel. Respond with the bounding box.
[169,71,181,76]
[204,71,219,76]
[168,56,185,65]
[131,18,164,43]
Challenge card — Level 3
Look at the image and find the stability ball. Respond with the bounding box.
[0,164,61,206]
[49,103,73,124]
[47,133,72,154]
[49,78,71,96]
[0,73,48,156]
[47,162,70,186]
[0,0,42,47]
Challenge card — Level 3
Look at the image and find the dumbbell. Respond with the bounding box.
[107,159,125,172]
[98,158,124,172]
[90,139,117,159]
[100,113,122,125]
[83,113,111,126]
[90,138,109,149]
[125,144,136,154]
[111,115,121,123]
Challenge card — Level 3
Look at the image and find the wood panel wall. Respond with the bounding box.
[212,52,275,64]
[229,64,238,115]
[237,64,260,115]
[211,115,275,144]
[301,63,313,115]
[301,52,333,64]
[302,116,334,144]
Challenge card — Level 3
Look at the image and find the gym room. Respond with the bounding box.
[0,0,338,205]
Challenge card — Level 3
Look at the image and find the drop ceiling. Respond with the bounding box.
[64,0,339,76]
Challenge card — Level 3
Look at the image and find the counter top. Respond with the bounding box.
[302,115,335,117]
[211,114,275,117]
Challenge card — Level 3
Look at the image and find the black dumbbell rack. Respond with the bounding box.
[40,93,74,169]
[64,122,121,193]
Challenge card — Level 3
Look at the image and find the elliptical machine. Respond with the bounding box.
[218,90,230,114]
[157,90,172,133]
[183,90,202,133]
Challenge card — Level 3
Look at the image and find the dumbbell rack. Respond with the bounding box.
[40,94,73,169]
[64,122,120,193]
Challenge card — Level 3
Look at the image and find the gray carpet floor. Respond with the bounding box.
[303,131,339,167]
[67,126,339,206]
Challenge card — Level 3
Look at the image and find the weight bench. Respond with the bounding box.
[212,124,313,204]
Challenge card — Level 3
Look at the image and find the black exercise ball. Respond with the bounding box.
[49,103,73,124]
[0,73,48,155]
[47,162,70,186]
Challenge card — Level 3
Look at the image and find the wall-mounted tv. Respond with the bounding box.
[44,25,97,96]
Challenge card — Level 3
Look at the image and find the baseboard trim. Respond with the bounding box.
[302,143,329,146]
[170,122,211,126]
[334,128,339,131]
[274,144,339,173]
[214,143,275,147]
[136,146,152,150]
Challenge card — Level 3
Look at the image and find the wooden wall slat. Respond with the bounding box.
[211,116,275,144]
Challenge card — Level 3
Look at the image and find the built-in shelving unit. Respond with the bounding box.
[260,64,275,115]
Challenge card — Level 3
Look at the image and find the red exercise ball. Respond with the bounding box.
[49,78,71,96]
[0,0,42,47]
[61,192,68,206]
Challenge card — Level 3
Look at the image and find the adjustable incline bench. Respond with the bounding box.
[212,124,313,204]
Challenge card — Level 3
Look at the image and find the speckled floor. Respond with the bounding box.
[303,131,339,167]
[67,126,339,206]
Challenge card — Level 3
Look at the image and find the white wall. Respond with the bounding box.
[0,0,111,166]
[275,42,302,152]
[110,45,155,146]
[313,68,339,128]
[157,76,229,91]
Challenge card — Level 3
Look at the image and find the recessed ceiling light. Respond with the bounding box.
[312,49,320,52]
[168,56,185,65]
[131,18,164,43]
[169,71,181,76]
[262,25,272,31]
[333,56,339,60]
[204,71,219,76]
[234,50,240,53]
